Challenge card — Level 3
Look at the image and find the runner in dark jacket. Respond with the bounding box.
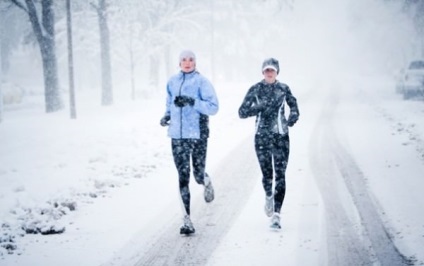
[238,57,299,229]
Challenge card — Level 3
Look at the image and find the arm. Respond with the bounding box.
[159,82,172,126]
[238,86,262,118]
[193,77,219,116]
[285,86,299,126]
[164,82,172,116]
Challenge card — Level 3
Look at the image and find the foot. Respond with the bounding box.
[270,213,281,229]
[204,173,214,203]
[264,194,274,217]
[180,215,195,235]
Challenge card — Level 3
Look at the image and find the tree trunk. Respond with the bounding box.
[66,0,76,119]
[0,38,3,123]
[165,45,171,80]
[98,0,113,106]
[149,55,159,93]
[130,46,135,100]
[40,37,61,112]
[24,0,62,113]
[0,8,9,78]
[0,8,3,123]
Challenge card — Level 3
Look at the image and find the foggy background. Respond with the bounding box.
[1,1,424,264]
[0,0,422,115]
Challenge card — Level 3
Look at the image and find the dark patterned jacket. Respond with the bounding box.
[238,80,299,136]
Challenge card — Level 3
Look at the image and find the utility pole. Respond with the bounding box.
[66,0,77,119]
[210,0,215,83]
[0,45,3,124]
[0,14,3,124]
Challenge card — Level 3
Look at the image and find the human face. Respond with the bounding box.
[180,57,196,73]
[263,68,277,84]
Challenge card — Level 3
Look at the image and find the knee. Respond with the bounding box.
[194,176,203,185]
[179,177,189,188]
[275,179,286,191]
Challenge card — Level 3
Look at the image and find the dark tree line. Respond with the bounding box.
[1,0,423,119]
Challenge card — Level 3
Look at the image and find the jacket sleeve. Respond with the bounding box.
[164,82,172,116]
[238,86,262,118]
[194,77,219,116]
[285,86,299,119]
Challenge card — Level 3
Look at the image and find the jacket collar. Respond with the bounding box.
[179,70,198,78]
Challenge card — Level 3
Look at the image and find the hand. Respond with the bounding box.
[160,115,170,126]
[287,113,298,127]
[174,95,195,107]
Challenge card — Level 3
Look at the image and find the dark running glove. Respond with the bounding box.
[174,96,195,107]
[160,115,170,126]
[287,113,299,127]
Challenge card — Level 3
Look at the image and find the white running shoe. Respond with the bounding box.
[180,215,195,235]
[270,213,281,229]
[264,194,274,217]
[204,173,214,203]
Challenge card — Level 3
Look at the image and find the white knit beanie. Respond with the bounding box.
[179,50,196,61]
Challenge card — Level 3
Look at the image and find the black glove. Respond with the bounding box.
[160,115,170,126]
[174,96,195,107]
[287,113,298,127]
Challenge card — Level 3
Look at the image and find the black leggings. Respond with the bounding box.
[255,133,290,213]
[172,138,208,215]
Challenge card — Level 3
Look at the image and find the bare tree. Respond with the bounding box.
[92,0,113,106]
[66,0,76,118]
[0,35,3,124]
[10,0,62,113]
[0,3,4,123]
[111,0,204,98]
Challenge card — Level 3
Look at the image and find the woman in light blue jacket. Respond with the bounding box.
[160,50,219,235]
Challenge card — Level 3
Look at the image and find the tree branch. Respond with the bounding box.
[9,0,28,13]
[90,1,98,12]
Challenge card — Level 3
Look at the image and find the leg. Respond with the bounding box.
[192,138,214,203]
[192,138,207,185]
[273,134,290,213]
[172,139,192,215]
[255,134,274,197]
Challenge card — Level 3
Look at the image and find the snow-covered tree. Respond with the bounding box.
[92,0,113,106]
[10,0,62,113]
[66,0,76,118]
[0,3,4,123]
[0,40,3,124]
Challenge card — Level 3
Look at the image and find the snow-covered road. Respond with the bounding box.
[1,79,424,266]
[106,79,424,265]
[129,135,258,265]
[308,83,412,265]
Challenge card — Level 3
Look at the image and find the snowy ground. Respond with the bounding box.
[1,76,424,265]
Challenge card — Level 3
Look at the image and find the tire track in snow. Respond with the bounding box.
[332,136,412,265]
[309,102,372,265]
[309,86,411,265]
[134,135,260,265]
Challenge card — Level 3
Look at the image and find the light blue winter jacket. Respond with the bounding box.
[164,70,219,139]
